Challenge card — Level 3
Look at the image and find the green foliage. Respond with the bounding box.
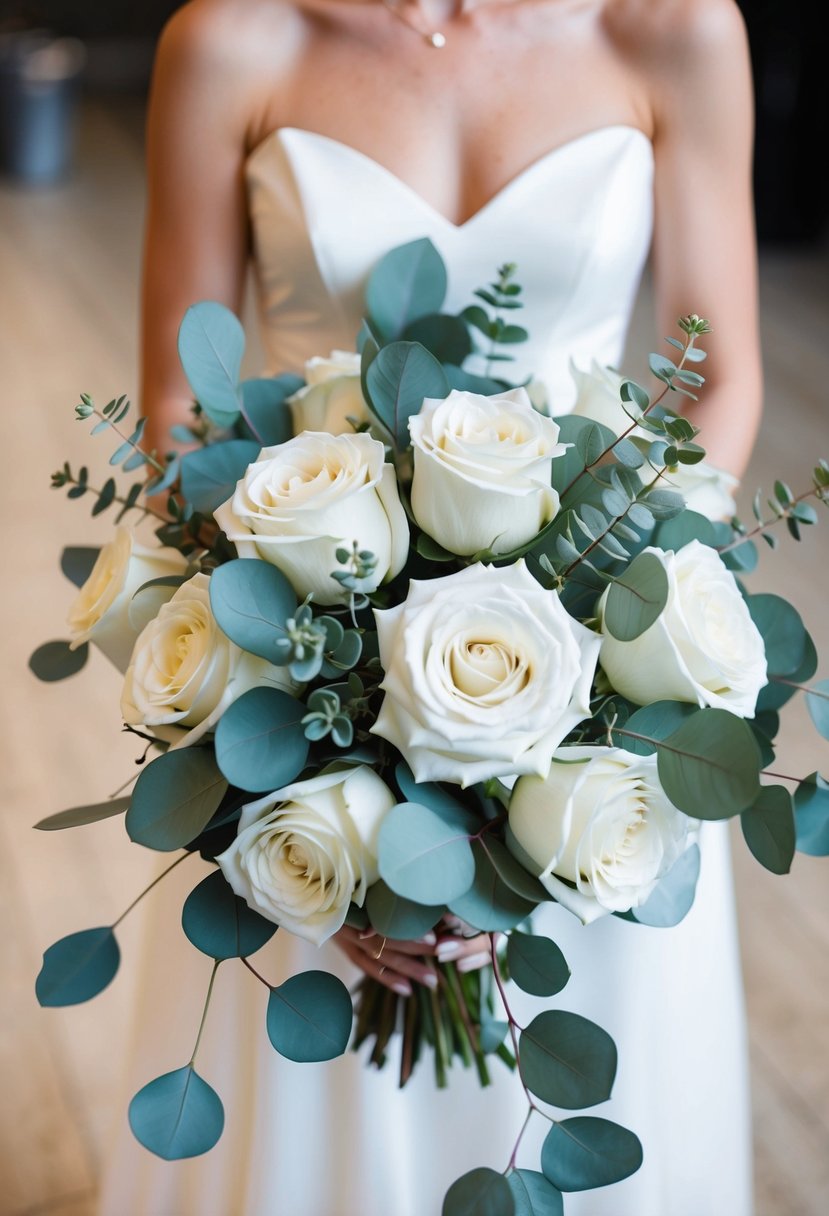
[365,880,444,941]
[655,709,761,819]
[448,839,537,932]
[302,687,354,749]
[746,594,808,677]
[654,510,716,551]
[403,313,473,365]
[442,1168,515,1216]
[36,926,120,1006]
[377,802,476,905]
[756,629,817,713]
[126,748,228,851]
[34,795,131,832]
[520,1011,616,1109]
[366,237,448,341]
[365,341,449,449]
[394,764,479,832]
[507,932,570,998]
[603,552,669,642]
[182,869,277,959]
[60,546,100,588]
[239,374,303,445]
[624,844,701,927]
[541,1118,643,1192]
[444,366,506,395]
[507,1170,564,1216]
[129,1067,224,1160]
[267,971,353,1062]
[794,773,829,856]
[178,301,245,427]
[462,262,528,371]
[29,640,89,682]
[610,700,695,755]
[805,679,829,740]
[179,439,260,514]
[214,688,309,792]
[208,559,297,663]
[741,785,795,875]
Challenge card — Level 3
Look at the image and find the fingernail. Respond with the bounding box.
[358,929,376,941]
[420,972,438,990]
[393,980,413,997]
[457,951,491,973]
[418,932,437,946]
[436,940,462,961]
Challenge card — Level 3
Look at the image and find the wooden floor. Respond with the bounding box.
[0,102,827,1216]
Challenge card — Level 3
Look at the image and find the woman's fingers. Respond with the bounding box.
[435,931,491,965]
[337,938,413,997]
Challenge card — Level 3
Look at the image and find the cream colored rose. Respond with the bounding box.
[213,432,409,604]
[569,359,630,434]
[287,351,369,435]
[598,540,767,717]
[67,526,188,672]
[216,767,396,945]
[409,388,566,555]
[121,572,294,747]
[509,746,696,924]
[371,561,601,787]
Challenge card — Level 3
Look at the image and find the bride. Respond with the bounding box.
[100,1,761,1213]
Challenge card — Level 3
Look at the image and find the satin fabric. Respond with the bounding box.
[99,125,752,1216]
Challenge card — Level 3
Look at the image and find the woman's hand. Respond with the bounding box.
[334,922,492,997]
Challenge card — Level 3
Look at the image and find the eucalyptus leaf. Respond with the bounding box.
[126,748,228,851]
[366,237,447,340]
[178,301,244,427]
[60,546,99,588]
[209,559,297,662]
[805,679,829,740]
[603,551,669,642]
[520,1011,616,1108]
[442,1168,515,1216]
[794,773,829,856]
[129,1066,224,1160]
[365,341,449,449]
[35,926,120,1006]
[654,511,716,551]
[403,313,473,365]
[240,375,303,445]
[267,971,353,1062]
[377,802,475,904]
[34,795,131,832]
[627,844,700,927]
[444,366,506,395]
[507,1170,564,1216]
[448,839,537,932]
[214,688,309,792]
[180,440,260,515]
[610,701,695,755]
[740,785,795,875]
[29,640,89,682]
[746,594,807,677]
[394,764,479,832]
[541,1118,643,1191]
[507,932,570,997]
[756,631,817,712]
[365,880,444,941]
[656,709,761,819]
[182,869,277,959]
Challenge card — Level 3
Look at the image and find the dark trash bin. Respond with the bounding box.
[0,31,86,185]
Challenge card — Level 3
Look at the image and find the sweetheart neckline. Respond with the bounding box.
[244,123,653,230]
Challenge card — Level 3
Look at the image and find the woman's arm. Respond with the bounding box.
[641,0,762,478]
[140,2,260,456]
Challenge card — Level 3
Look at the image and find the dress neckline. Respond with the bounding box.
[244,124,653,231]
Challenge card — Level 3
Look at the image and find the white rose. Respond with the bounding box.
[598,540,767,717]
[287,351,370,435]
[216,766,396,945]
[569,359,738,522]
[214,432,409,604]
[67,526,188,672]
[371,560,601,787]
[508,746,696,924]
[409,388,566,555]
[121,572,295,747]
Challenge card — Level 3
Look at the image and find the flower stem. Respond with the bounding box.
[189,959,221,1066]
[111,852,191,929]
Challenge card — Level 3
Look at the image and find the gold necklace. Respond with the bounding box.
[382,0,448,48]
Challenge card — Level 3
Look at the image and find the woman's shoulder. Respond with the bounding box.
[601,0,748,70]
[154,0,303,82]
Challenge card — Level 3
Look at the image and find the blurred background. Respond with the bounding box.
[0,3,827,1215]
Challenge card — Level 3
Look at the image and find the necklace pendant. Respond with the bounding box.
[428,31,447,48]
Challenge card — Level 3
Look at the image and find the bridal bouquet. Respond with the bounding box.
[32,238,829,1214]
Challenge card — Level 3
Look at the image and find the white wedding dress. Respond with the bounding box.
[99,125,752,1216]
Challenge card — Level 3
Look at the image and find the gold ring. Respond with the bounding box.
[372,937,387,961]
[378,965,387,977]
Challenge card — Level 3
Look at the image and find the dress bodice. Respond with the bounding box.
[245,124,654,412]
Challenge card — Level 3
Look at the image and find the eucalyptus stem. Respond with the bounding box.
[716,485,824,554]
[88,404,167,477]
[59,471,169,523]
[189,959,221,1066]
[240,956,272,988]
[111,852,191,929]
